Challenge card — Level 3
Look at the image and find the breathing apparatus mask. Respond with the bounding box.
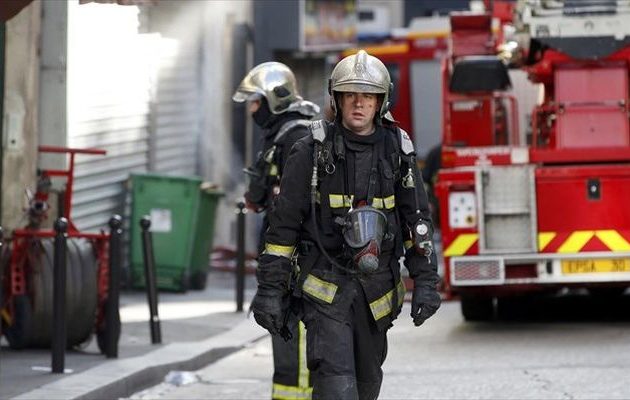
[339,206,388,273]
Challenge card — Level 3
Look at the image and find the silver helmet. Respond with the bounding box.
[233,62,304,115]
[329,50,392,118]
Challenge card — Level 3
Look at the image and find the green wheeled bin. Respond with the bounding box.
[130,173,223,292]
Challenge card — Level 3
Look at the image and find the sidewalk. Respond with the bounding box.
[0,270,263,400]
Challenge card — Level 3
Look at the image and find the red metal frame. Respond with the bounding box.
[435,169,477,299]
[2,146,110,331]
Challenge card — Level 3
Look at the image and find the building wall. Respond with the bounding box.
[359,0,404,29]
[199,0,255,251]
[404,0,470,23]
[2,1,40,231]
[2,0,256,254]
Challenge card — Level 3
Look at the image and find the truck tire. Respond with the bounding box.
[589,287,626,299]
[461,294,494,321]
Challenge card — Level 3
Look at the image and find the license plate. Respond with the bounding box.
[561,259,630,274]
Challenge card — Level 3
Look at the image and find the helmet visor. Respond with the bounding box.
[232,90,262,103]
[342,206,387,248]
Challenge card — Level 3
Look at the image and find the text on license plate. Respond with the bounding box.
[562,259,630,274]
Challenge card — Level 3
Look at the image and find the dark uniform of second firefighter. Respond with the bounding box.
[251,50,441,400]
[233,61,318,400]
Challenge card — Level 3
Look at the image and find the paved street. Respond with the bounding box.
[130,295,630,400]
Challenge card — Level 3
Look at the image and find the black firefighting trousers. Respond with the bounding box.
[272,312,313,400]
[302,280,388,400]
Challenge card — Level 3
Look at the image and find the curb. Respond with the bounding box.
[12,318,268,400]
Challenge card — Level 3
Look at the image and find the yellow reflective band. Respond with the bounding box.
[264,243,295,259]
[272,383,313,400]
[1,308,11,325]
[372,195,395,209]
[328,194,353,208]
[370,279,405,321]
[557,231,594,253]
[302,274,337,304]
[316,191,321,204]
[269,164,278,177]
[297,321,310,389]
[404,240,413,250]
[397,279,406,306]
[595,230,630,252]
[369,293,392,321]
[444,233,478,257]
[538,232,556,251]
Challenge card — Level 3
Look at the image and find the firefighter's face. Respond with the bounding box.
[248,98,261,114]
[339,92,378,135]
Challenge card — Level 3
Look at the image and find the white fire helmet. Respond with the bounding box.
[328,50,393,119]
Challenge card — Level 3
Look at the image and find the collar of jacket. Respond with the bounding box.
[336,123,386,145]
[264,112,309,139]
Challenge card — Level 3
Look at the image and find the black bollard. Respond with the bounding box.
[104,215,123,358]
[51,217,68,373]
[236,202,246,312]
[140,216,161,344]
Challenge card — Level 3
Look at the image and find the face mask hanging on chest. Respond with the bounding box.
[340,206,388,273]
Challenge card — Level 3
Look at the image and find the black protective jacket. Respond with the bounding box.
[260,119,439,331]
[245,112,313,213]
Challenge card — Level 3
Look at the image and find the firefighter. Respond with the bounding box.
[233,61,318,400]
[251,50,441,399]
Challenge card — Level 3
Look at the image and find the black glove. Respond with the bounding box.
[250,291,284,335]
[251,256,293,335]
[410,285,441,326]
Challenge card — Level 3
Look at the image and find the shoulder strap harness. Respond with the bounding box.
[274,119,312,144]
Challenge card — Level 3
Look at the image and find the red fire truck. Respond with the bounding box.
[437,0,630,320]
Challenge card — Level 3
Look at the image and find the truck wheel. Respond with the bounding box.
[461,295,494,321]
[589,287,626,299]
[190,270,207,291]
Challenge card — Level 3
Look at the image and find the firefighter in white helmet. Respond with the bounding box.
[251,50,441,399]
[233,61,318,400]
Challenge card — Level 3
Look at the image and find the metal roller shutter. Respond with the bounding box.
[67,2,202,232]
[68,4,152,232]
[150,42,200,175]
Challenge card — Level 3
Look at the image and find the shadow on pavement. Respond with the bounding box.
[495,292,630,323]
